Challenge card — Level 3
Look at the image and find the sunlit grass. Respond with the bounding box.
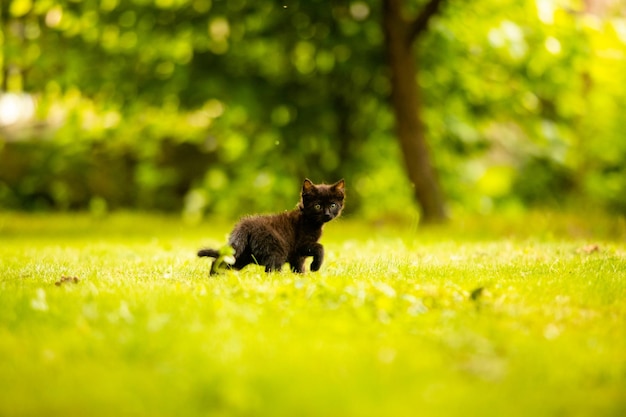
[1,211,625,417]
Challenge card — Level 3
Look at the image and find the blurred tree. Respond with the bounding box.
[1,0,626,218]
[382,0,447,223]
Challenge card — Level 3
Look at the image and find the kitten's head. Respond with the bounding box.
[298,178,345,224]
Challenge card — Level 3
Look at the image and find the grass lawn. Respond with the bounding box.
[1,211,625,417]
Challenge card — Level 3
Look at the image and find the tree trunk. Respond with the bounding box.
[382,0,447,223]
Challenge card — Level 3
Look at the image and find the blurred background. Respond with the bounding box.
[1,0,625,223]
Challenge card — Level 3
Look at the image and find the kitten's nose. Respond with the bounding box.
[323,209,333,221]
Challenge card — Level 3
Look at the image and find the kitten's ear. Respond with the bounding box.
[332,179,345,192]
[302,178,315,194]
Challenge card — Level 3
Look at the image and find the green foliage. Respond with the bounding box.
[1,212,625,416]
[1,0,626,217]
[421,0,626,212]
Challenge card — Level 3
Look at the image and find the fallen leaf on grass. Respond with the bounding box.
[470,286,485,301]
[577,244,600,254]
[55,276,80,286]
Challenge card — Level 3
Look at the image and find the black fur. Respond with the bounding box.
[198,178,345,273]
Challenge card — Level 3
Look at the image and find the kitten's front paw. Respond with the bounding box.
[310,260,323,272]
[309,244,324,272]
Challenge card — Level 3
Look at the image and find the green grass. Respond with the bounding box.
[1,211,625,417]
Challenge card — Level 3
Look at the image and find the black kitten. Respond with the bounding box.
[198,178,345,273]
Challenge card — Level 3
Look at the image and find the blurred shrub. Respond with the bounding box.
[1,0,626,219]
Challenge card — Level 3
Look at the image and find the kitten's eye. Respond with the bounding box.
[314,204,322,211]
[330,203,337,209]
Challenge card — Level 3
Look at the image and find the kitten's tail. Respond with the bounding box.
[197,248,220,258]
